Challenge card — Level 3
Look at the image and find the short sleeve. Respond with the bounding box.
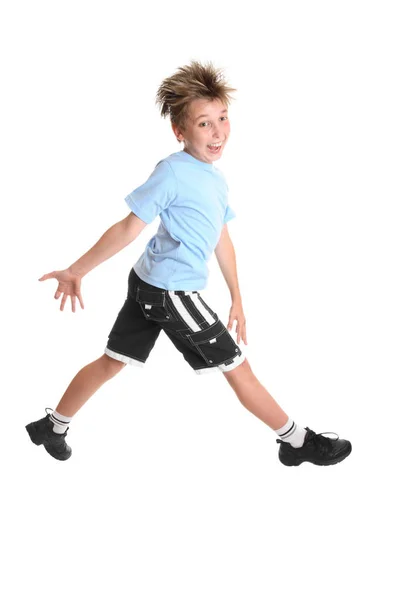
[224,204,236,224]
[125,160,177,224]
[220,172,235,224]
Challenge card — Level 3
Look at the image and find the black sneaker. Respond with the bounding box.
[276,427,351,466]
[26,408,72,461]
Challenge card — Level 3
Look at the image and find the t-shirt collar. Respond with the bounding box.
[177,149,215,171]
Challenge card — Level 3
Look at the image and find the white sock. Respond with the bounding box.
[49,410,72,434]
[274,417,307,448]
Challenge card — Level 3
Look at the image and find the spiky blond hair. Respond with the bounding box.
[155,59,237,133]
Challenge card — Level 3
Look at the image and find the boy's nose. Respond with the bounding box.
[212,126,225,139]
[213,123,228,139]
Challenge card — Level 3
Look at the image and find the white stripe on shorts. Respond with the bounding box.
[167,292,217,332]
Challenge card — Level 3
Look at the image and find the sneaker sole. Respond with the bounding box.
[279,443,352,467]
[26,423,72,461]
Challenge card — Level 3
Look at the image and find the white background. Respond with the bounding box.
[1,1,399,598]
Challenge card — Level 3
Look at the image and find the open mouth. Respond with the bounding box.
[207,143,222,154]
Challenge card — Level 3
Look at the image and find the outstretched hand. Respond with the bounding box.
[38,268,85,312]
[227,299,247,345]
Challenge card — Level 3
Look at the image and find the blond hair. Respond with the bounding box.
[155,59,237,132]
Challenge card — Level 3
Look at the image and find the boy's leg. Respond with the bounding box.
[223,358,352,465]
[25,354,126,460]
[55,353,126,417]
[223,358,289,430]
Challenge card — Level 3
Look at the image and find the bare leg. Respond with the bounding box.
[55,354,126,417]
[223,358,289,430]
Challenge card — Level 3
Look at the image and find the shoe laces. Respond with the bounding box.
[305,428,339,448]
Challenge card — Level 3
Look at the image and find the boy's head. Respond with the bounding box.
[156,60,237,164]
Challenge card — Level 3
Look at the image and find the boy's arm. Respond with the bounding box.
[69,212,147,276]
[214,224,242,302]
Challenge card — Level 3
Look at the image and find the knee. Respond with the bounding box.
[100,353,127,377]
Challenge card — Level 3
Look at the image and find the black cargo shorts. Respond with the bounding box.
[104,268,245,375]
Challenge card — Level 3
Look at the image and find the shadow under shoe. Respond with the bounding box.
[26,407,72,461]
[276,427,352,467]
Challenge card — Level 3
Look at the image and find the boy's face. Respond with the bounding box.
[171,98,230,164]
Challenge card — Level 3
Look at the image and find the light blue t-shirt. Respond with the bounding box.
[125,150,236,291]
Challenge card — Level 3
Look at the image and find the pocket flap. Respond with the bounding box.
[136,287,165,306]
[187,319,225,345]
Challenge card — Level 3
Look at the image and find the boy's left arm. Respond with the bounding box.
[214,224,247,345]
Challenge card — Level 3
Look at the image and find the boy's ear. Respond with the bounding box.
[172,118,189,139]
[171,122,183,142]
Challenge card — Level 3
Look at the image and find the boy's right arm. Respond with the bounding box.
[39,212,147,312]
[69,212,147,277]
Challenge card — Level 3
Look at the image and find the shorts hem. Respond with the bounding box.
[194,366,220,375]
[218,351,246,372]
[104,347,145,368]
[194,350,246,375]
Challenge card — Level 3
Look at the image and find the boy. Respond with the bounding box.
[26,60,352,466]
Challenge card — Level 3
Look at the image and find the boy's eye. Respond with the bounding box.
[199,116,228,127]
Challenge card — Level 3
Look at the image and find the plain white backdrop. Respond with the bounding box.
[1,1,399,598]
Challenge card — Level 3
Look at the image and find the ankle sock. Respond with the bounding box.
[274,417,307,448]
[49,410,72,434]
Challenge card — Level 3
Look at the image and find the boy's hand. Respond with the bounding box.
[38,267,85,312]
[227,300,247,345]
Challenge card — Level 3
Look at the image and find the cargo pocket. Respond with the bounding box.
[186,319,240,366]
[136,287,174,323]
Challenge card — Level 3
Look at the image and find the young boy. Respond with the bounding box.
[26,60,352,467]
